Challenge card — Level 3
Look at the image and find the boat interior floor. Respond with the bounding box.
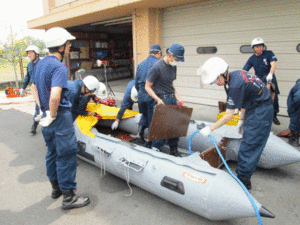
[94,124,190,157]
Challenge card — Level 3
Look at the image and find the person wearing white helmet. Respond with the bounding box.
[30,27,90,210]
[66,76,102,122]
[20,45,41,135]
[198,57,274,190]
[243,37,281,125]
[111,80,138,130]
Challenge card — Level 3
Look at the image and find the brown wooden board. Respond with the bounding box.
[148,105,193,141]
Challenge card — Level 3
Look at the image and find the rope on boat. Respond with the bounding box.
[188,130,263,225]
[124,163,133,197]
[99,149,106,177]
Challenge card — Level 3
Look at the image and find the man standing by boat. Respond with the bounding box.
[243,37,280,125]
[198,57,273,190]
[31,27,90,209]
[145,44,185,157]
[135,44,162,142]
[20,45,42,135]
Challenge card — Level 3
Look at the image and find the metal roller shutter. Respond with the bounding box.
[162,0,300,116]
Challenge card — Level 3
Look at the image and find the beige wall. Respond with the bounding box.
[132,8,162,72]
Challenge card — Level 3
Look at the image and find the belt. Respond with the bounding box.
[158,93,175,99]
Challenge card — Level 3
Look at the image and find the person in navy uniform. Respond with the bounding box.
[287,79,300,147]
[31,27,90,210]
[20,45,42,135]
[135,44,162,142]
[145,44,185,157]
[111,80,138,130]
[198,57,274,190]
[243,37,280,125]
[66,76,103,122]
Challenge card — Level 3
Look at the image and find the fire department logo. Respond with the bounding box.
[182,172,208,184]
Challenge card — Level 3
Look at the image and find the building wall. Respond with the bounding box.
[161,0,300,116]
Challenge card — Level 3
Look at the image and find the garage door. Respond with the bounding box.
[162,0,300,116]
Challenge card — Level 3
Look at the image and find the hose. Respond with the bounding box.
[188,130,263,225]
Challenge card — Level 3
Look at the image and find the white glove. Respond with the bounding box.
[266,73,273,82]
[237,119,244,134]
[39,111,56,127]
[200,126,212,137]
[20,89,25,97]
[111,121,119,130]
[34,110,44,122]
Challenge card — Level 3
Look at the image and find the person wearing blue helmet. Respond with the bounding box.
[145,44,185,156]
[287,79,300,147]
[135,44,162,142]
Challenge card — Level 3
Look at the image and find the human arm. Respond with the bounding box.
[266,61,276,82]
[49,87,62,118]
[31,84,41,108]
[145,81,164,105]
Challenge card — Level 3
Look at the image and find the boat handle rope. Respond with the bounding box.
[188,130,263,225]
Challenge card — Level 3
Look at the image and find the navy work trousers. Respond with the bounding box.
[41,109,78,190]
[289,110,300,132]
[138,90,155,128]
[151,95,179,150]
[236,103,273,179]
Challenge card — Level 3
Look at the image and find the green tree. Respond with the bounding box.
[1,27,46,88]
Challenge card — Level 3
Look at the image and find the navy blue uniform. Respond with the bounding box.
[135,55,159,128]
[66,80,91,122]
[226,71,273,180]
[147,59,178,150]
[22,59,41,120]
[32,55,78,191]
[243,50,280,114]
[287,79,300,132]
[117,80,136,121]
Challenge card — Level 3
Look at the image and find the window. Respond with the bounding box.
[196,46,217,54]
[240,45,267,53]
[297,44,300,53]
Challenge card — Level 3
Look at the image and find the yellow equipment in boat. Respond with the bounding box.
[216,112,240,126]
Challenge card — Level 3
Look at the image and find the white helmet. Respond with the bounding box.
[44,27,76,48]
[96,82,107,99]
[251,37,264,48]
[131,86,138,102]
[25,45,40,54]
[82,75,100,94]
[197,57,228,85]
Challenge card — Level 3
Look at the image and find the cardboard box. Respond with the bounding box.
[80,47,89,59]
[81,61,93,70]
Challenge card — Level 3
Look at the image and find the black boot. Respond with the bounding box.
[144,141,152,149]
[289,131,300,147]
[61,190,90,210]
[273,114,281,125]
[169,145,182,157]
[30,121,39,135]
[237,175,252,190]
[138,125,146,142]
[50,180,62,199]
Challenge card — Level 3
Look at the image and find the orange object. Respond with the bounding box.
[5,87,20,98]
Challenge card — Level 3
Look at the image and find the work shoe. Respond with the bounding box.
[50,180,62,199]
[169,145,182,157]
[273,116,281,125]
[238,176,252,190]
[138,125,146,142]
[289,132,300,147]
[61,190,90,210]
[144,141,152,149]
[29,121,39,135]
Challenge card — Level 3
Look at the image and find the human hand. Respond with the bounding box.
[39,111,56,127]
[200,126,212,137]
[157,99,165,105]
[177,101,184,107]
[20,89,25,97]
[237,119,244,134]
[266,73,273,83]
[34,110,44,122]
[111,121,119,130]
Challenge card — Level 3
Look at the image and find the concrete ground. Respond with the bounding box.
[0,79,299,225]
